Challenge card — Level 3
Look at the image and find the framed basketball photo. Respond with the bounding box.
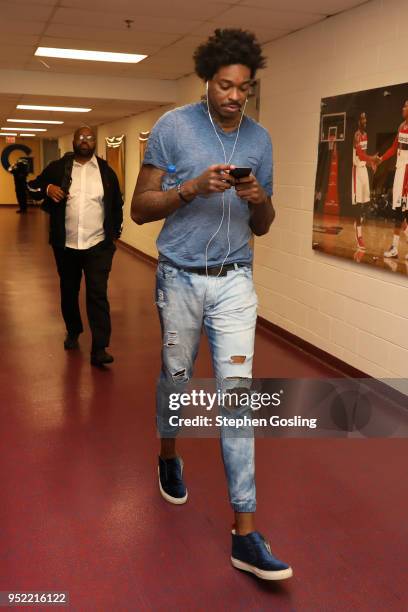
[313,82,408,277]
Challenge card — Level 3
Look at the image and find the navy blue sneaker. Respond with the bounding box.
[158,456,188,505]
[231,530,293,580]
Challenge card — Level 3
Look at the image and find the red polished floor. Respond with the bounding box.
[1,208,407,611]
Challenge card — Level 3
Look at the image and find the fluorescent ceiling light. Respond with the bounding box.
[1,127,46,132]
[35,46,147,64]
[20,134,36,137]
[7,118,64,125]
[17,104,91,112]
[1,133,17,136]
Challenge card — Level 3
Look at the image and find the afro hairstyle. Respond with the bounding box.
[193,28,266,81]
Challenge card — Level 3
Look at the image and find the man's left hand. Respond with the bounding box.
[234,174,267,205]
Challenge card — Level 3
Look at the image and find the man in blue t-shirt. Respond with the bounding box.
[131,28,292,581]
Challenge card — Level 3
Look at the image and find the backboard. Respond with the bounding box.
[320,112,346,142]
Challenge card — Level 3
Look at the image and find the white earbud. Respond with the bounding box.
[204,79,247,278]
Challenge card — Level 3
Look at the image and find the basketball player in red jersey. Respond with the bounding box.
[352,112,378,250]
[378,100,408,259]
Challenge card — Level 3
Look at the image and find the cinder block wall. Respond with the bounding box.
[257,0,408,378]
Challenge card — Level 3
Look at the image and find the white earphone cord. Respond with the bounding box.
[205,83,248,278]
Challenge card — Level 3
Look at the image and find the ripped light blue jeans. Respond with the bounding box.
[156,260,258,513]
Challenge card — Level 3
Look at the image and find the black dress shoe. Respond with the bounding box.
[64,333,79,350]
[91,349,114,367]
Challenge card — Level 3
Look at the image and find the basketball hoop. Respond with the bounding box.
[318,111,345,217]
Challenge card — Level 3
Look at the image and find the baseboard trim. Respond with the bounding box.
[117,239,157,266]
[257,317,368,378]
[117,240,368,379]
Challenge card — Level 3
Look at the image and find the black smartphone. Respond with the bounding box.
[229,167,252,179]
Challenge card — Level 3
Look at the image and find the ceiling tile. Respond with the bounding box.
[0,0,55,20]
[124,68,186,79]
[0,35,41,46]
[44,24,181,47]
[61,0,232,21]
[191,22,289,45]
[52,7,202,35]
[0,46,34,59]
[0,59,27,70]
[5,0,58,5]
[138,56,194,72]
[208,6,324,30]
[238,0,366,15]
[152,35,209,56]
[0,93,20,103]
[0,20,46,35]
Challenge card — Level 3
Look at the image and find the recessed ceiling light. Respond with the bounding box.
[1,133,17,136]
[35,46,147,64]
[1,127,46,131]
[17,104,91,112]
[7,119,64,124]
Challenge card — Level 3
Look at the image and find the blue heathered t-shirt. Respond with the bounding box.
[143,101,273,268]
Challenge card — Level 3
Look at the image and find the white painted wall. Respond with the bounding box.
[58,133,73,157]
[257,0,408,378]
[96,106,170,257]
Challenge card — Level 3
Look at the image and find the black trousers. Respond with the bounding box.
[52,241,116,351]
[15,183,27,212]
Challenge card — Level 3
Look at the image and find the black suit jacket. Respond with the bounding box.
[28,154,124,248]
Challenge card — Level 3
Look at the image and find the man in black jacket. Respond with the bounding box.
[9,158,29,214]
[28,126,123,366]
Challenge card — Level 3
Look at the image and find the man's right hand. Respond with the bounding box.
[47,184,66,203]
[369,153,382,173]
[192,164,234,196]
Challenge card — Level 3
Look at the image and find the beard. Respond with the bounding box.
[73,143,95,158]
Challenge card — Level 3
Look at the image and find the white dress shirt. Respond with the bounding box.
[65,155,105,249]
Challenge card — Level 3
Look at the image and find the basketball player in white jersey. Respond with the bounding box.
[378,100,408,258]
[352,113,378,250]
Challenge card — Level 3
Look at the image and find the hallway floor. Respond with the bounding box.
[1,208,407,611]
